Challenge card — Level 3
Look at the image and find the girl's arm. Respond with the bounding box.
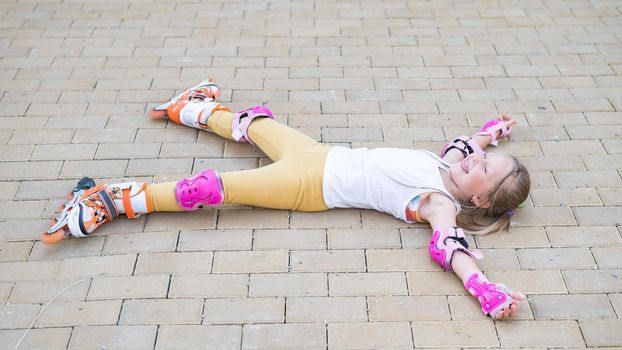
[442,115,517,164]
[420,194,523,320]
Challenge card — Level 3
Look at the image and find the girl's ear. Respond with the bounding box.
[471,195,491,208]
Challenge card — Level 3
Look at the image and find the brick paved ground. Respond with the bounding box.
[1,0,621,349]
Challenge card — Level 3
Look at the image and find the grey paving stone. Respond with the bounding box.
[563,269,622,293]
[243,323,326,350]
[119,299,203,325]
[0,328,72,350]
[68,325,157,350]
[156,325,241,350]
[496,321,585,348]
[203,298,284,324]
[287,296,367,323]
[330,322,414,349]
[413,320,498,348]
[0,304,40,329]
[579,319,622,347]
[35,300,121,327]
[530,294,616,319]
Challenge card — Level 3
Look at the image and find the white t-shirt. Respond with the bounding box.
[322,146,461,222]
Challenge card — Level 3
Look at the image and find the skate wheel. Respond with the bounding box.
[150,108,168,120]
[42,228,66,244]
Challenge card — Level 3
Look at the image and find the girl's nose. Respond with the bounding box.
[473,153,487,167]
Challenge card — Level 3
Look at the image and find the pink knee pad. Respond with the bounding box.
[464,271,513,317]
[175,169,224,211]
[231,105,274,144]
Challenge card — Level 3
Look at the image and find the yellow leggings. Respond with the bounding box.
[146,111,330,212]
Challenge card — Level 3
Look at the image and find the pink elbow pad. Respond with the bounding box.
[440,135,485,158]
[429,227,483,271]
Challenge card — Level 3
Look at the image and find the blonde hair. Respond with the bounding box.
[456,156,530,235]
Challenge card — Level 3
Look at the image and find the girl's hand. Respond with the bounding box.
[493,115,517,137]
[492,290,524,320]
[475,115,516,146]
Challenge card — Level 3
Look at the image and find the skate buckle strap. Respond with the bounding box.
[464,271,513,317]
[440,135,485,158]
[429,227,483,271]
[175,169,224,211]
[178,100,221,129]
[476,118,512,146]
[106,182,150,218]
[121,189,136,219]
[98,187,118,220]
[231,105,274,144]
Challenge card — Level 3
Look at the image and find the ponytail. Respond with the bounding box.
[456,208,512,235]
[456,156,530,235]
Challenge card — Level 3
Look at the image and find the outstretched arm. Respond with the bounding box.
[442,115,517,164]
[421,196,523,320]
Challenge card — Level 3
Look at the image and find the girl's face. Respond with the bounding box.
[449,152,515,206]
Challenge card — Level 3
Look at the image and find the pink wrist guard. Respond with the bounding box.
[429,227,483,271]
[440,135,485,158]
[464,271,513,317]
[476,118,511,146]
[175,169,224,211]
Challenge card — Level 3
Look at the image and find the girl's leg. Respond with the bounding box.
[146,182,182,212]
[220,143,330,211]
[147,143,331,212]
[207,110,318,162]
[152,80,318,162]
[44,142,329,244]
